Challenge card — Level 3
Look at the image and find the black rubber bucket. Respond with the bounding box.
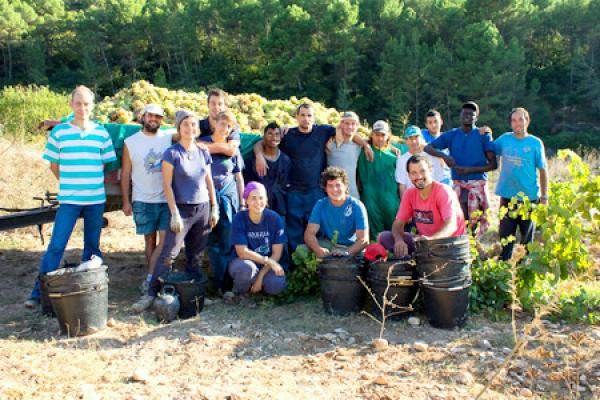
[159,271,208,319]
[421,272,472,288]
[415,236,472,280]
[40,276,55,317]
[423,278,471,329]
[47,266,109,337]
[365,259,418,320]
[318,256,364,315]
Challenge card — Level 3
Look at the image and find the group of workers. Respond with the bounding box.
[24,85,549,311]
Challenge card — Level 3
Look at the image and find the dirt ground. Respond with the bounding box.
[1,139,599,399]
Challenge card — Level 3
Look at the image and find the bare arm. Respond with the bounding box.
[539,168,549,205]
[235,243,284,264]
[120,144,133,216]
[205,165,219,228]
[454,150,497,175]
[204,139,240,157]
[253,139,268,177]
[49,162,59,180]
[427,213,457,240]
[391,218,409,257]
[352,134,374,161]
[346,229,368,256]
[304,223,330,258]
[162,161,177,213]
[205,165,217,208]
[424,144,455,167]
[235,172,245,208]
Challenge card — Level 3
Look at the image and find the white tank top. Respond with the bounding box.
[124,130,173,203]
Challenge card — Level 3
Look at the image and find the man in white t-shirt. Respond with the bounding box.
[326,111,363,199]
[121,104,173,295]
[395,125,450,200]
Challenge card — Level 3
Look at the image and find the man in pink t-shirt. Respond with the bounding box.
[378,154,465,257]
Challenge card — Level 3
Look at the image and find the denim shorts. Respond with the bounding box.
[132,201,169,235]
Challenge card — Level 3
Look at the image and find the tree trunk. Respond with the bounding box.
[100,47,114,93]
[7,39,12,82]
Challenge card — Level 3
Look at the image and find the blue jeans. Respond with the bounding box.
[286,189,325,252]
[207,206,233,291]
[31,203,105,300]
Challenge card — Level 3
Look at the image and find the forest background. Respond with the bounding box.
[1,0,600,149]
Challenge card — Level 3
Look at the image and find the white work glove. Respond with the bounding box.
[210,205,219,228]
[170,208,184,233]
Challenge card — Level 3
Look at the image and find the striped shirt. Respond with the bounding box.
[43,122,117,205]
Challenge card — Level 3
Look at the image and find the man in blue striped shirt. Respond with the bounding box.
[26,86,117,308]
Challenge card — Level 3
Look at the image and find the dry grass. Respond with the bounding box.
[1,139,599,399]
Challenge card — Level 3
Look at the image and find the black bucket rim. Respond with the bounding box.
[422,280,472,291]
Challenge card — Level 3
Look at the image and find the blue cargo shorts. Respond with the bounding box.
[132,201,169,235]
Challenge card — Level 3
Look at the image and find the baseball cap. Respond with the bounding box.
[341,111,359,122]
[372,120,389,134]
[462,101,479,114]
[143,104,164,117]
[404,125,422,138]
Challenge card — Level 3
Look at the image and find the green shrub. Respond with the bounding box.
[0,86,70,140]
[470,258,513,320]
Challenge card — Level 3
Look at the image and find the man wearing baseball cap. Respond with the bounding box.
[326,111,363,199]
[424,101,497,235]
[357,120,400,241]
[396,125,450,200]
[121,103,173,297]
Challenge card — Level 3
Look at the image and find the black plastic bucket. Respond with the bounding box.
[47,266,109,337]
[40,276,55,317]
[421,272,472,289]
[365,259,418,320]
[318,257,364,315]
[159,271,207,319]
[423,278,471,329]
[415,236,472,280]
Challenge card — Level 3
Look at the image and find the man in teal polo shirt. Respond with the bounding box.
[25,86,117,308]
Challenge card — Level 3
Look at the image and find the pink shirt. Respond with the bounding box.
[396,181,465,237]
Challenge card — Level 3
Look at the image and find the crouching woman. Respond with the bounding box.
[228,182,287,296]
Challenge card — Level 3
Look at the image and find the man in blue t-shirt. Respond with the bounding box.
[303,167,369,257]
[495,107,549,261]
[424,101,497,235]
[252,104,374,252]
[244,122,291,217]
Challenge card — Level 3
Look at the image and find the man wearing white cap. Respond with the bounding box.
[326,111,362,199]
[121,104,173,294]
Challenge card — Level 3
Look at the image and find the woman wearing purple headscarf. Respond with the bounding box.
[228,182,287,298]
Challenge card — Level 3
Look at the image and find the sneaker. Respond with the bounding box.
[239,294,257,309]
[139,279,150,295]
[223,291,236,304]
[24,298,40,309]
[132,295,155,313]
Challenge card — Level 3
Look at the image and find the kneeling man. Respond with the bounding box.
[303,166,369,257]
[379,155,465,257]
